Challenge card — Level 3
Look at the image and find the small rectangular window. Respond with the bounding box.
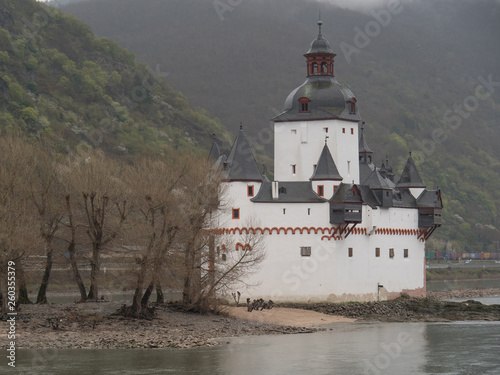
[308,208,311,215]
[317,185,324,197]
[292,164,296,174]
[351,128,354,135]
[404,249,409,258]
[389,248,395,259]
[291,129,297,135]
[342,128,346,134]
[300,246,312,257]
[232,208,240,219]
[283,208,286,215]
[323,127,329,133]
[375,247,380,257]
[247,185,254,197]
[348,248,353,257]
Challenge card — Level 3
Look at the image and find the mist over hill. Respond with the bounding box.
[59,0,500,251]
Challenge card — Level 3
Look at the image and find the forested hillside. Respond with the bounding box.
[62,0,500,253]
[0,0,230,158]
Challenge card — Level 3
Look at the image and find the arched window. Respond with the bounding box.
[321,62,328,73]
[312,62,318,74]
[330,62,333,74]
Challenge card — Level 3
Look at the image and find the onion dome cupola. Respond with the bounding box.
[273,21,361,123]
[305,20,336,77]
[222,126,264,182]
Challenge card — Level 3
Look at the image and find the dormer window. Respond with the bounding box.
[279,186,287,195]
[298,97,311,113]
[350,98,357,114]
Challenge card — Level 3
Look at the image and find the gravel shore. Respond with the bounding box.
[3,302,324,350]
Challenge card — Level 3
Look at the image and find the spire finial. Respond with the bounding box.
[318,9,322,35]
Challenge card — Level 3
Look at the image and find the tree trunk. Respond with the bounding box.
[68,242,87,303]
[155,282,164,304]
[17,262,32,304]
[141,281,154,307]
[208,235,215,299]
[130,259,148,316]
[87,245,100,301]
[182,239,202,308]
[36,240,53,304]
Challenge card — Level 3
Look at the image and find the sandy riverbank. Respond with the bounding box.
[226,306,355,327]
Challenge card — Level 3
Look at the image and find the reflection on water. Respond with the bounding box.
[424,322,500,375]
[6,322,500,375]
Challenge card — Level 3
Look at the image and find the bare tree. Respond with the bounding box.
[120,155,187,317]
[201,225,266,310]
[0,136,40,314]
[65,151,132,301]
[179,157,225,312]
[23,141,66,304]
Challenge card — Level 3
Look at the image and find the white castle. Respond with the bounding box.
[208,21,442,303]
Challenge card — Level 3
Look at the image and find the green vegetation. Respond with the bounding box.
[0,0,231,159]
[64,0,500,253]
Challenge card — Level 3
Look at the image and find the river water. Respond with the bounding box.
[8,320,500,375]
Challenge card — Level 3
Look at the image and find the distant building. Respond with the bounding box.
[209,21,442,302]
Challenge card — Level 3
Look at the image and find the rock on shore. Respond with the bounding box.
[286,290,500,322]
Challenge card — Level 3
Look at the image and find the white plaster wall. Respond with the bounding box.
[274,119,360,183]
[219,199,425,302]
[311,180,341,200]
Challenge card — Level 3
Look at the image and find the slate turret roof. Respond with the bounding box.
[416,189,443,208]
[358,125,373,154]
[397,153,425,188]
[364,169,393,190]
[208,136,221,161]
[329,183,379,208]
[221,128,263,182]
[273,77,360,122]
[310,144,343,181]
[305,20,334,55]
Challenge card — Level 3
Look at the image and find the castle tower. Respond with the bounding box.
[273,21,360,183]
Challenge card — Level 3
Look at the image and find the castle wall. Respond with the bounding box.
[216,200,426,303]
